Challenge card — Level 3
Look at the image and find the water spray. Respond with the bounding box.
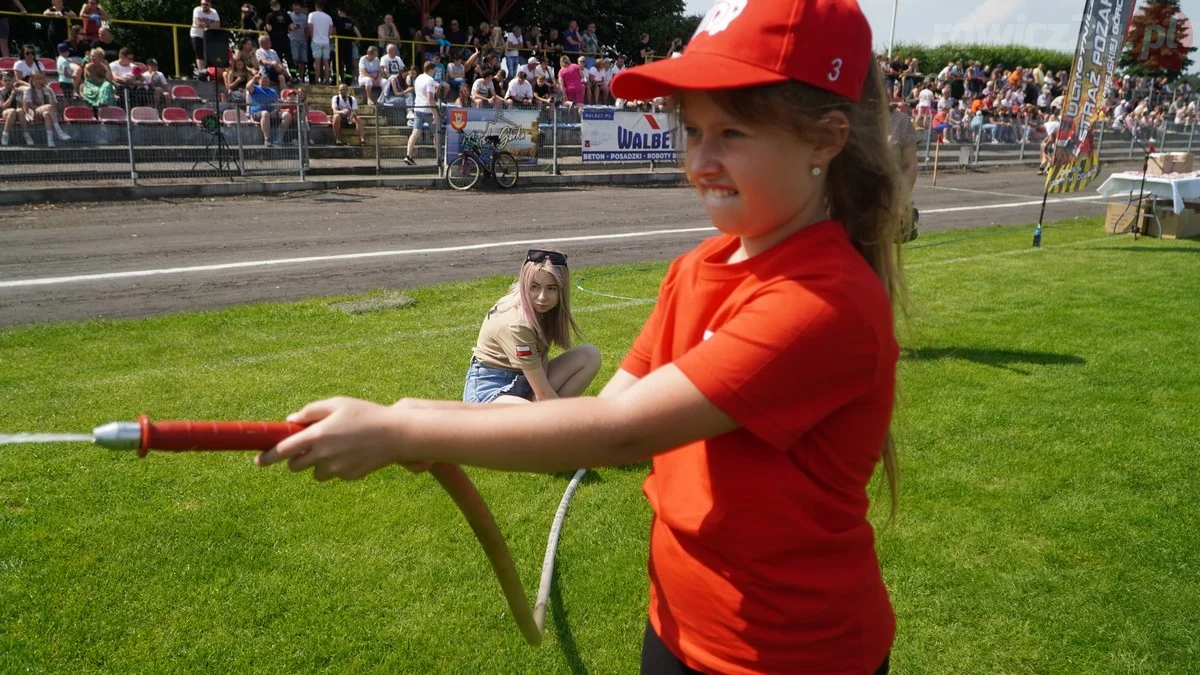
[0,415,584,646]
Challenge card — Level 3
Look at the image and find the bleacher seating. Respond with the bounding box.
[38,58,57,75]
[222,108,253,125]
[63,106,98,124]
[306,110,331,127]
[171,84,203,107]
[162,107,192,125]
[131,107,163,124]
[192,107,216,125]
[48,82,63,98]
[97,106,126,124]
[0,57,16,71]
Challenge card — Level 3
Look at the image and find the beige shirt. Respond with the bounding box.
[472,300,547,371]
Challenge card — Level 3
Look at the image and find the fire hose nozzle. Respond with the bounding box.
[92,422,143,451]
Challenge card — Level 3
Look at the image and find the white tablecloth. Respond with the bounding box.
[1096,172,1200,214]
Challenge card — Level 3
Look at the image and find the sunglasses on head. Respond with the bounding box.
[527,249,567,266]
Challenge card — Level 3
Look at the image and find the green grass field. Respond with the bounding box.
[1,217,1198,672]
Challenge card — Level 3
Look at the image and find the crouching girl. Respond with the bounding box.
[463,249,601,404]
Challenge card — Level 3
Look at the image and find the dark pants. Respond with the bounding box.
[639,621,890,675]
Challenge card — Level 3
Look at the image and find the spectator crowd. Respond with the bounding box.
[882,55,1198,165]
[3,2,1199,155]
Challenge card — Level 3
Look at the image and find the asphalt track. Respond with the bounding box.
[0,163,1136,328]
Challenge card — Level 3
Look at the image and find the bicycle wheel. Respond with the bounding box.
[447,153,482,191]
[492,151,520,189]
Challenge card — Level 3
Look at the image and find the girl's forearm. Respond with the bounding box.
[399,397,645,472]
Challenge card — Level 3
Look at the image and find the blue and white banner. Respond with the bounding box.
[581,109,678,163]
[445,108,541,167]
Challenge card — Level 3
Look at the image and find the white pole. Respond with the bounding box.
[888,0,899,58]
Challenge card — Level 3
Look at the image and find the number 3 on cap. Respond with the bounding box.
[828,58,843,82]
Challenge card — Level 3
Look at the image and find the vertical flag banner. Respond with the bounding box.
[1045,150,1102,193]
[1052,0,1138,166]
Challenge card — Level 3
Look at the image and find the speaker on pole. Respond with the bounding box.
[203,28,232,68]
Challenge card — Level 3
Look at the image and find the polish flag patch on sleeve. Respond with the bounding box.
[515,345,533,358]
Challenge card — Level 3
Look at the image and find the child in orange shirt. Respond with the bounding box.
[258,0,905,671]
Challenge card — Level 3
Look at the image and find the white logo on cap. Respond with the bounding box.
[693,0,747,37]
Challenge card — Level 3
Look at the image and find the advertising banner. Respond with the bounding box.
[581,109,678,163]
[1045,150,1102,193]
[444,108,540,166]
[1052,0,1137,165]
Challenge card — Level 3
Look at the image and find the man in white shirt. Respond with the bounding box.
[936,61,952,85]
[108,47,138,87]
[255,34,288,91]
[190,0,220,78]
[471,69,509,109]
[306,0,333,85]
[379,43,405,79]
[330,82,364,145]
[405,61,438,165]
[504,26,523,81]
[1038,113,1060,175]
[516,56,539,81]
[505,69,533,107]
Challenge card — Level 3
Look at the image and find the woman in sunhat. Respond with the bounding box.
[260,0,902,672]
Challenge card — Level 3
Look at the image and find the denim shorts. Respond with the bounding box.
[410,110,433,130]
[290,39,308,63]
[463,358,533,403]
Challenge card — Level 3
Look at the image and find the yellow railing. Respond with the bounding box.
[0,10,619,83]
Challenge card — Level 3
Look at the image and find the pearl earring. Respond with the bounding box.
[811,166,822,176]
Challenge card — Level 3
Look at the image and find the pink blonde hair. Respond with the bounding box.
[500,257,579,351]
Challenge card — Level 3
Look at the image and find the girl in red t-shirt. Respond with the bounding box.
[260,0,904,672]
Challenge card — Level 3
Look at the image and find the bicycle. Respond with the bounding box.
[446,134,520,191]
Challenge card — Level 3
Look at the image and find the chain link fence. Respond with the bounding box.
[3,86,1196,190]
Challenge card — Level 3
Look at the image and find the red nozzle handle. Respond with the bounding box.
[136,415,306,457]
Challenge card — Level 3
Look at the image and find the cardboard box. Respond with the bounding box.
[1155,205,1200,239]
[1147,152,1173,175]
[1169,152,1194,174]
[1105,200,1148,234]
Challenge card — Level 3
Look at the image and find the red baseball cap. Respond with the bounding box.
[611,0,872,102]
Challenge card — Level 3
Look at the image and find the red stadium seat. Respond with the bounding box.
[305,110,331,127]
[192,107,216,124]
[171,84,203,104]
[130,106,163,124]
[162,107,192,125]
[62,106,98,123]
[0,57,16,72]
[38,58,58,75]
[48,81,63,98]
[222,108,253,125]
[97,106,126,123]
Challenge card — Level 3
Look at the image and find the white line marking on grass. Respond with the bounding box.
[0,228,717,289]
[0,195,1107,289]
[921,194,1105,215]
[919,185,1034,200]
[907,236,1114,269]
